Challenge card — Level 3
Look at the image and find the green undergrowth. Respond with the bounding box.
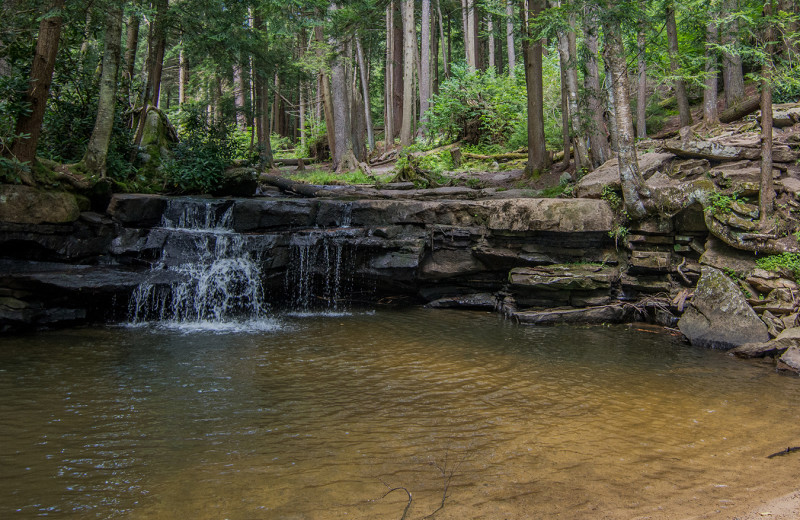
[756,253,800,281]
[289,169,376,186]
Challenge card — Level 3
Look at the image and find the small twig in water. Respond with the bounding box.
[372,478,413,520]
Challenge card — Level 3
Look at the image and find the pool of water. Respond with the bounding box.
[1,309,799,519]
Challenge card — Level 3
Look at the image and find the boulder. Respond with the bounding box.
[574,152,674,198]
[213,167,259,197]
[730,327,800,358]
[106,194,168,227]
[678,265,770,348]
[0,185,80,224]
[699,237,757,277]
[777,346,800,374]
[746,268,798,294]
[664,135,761,161]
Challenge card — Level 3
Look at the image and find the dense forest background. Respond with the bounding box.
[0,0,797,201]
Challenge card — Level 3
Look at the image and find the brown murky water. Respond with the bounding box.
[1,309,799,519]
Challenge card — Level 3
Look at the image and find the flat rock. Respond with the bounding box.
[509,264,619,291]
[574,152,674,198]
[0,185,79,224]
[729,327,800,358]
[664,135,761,162]
[699,236,757,276]
[513,304,632,325]
[678,265,769,349]
[425,293,497,310]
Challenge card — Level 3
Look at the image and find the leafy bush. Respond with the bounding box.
[756,253,800,281]
[426,66,527,146]
[163,105,242,193]
[0,66,32,182]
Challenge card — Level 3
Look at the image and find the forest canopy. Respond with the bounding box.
[0,0,797,203]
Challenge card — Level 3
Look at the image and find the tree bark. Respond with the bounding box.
[9,0,65,183]
[703,18,720,125]
[584,6,610,167]
[133,0,167,146]
[400,0,415,147]
[123,2,141,103]
[385,2,395,149]
[666,2,692,128]
[506,0,516,77]
[521,0,548,175]
[721,0,745,108]
[355,35,375,152]
[419,0,432,133]
[81,2,123,177]
[487,14,495,71]
[178,43,187,106]
[436,0,449,78]
[314,24,336,160]
[556,12,589,172]
[760,1,775,223]
[636,11,647,139]
[393,6,404,137]
[603,7,650,219]
[329,6,358,171]
[559,55,571,170]
[254,14,273,168]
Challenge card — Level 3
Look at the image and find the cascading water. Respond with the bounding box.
[284,229,358,314]
[128,199,272,330]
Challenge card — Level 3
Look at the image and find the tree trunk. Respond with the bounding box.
[393,8,404,137]
[760,0,775,224]
[437,0,449,79]
[636,10,647,139]
[232,63,245,129]
[506,0,516,77]
[123,2,140,103]
[178,43,187,105]
[419,0,432,133]
[462,0,477,69]
[253,14,273,168]
[355,36,375,153]
[299,82,306,152]
[559,56,571,170]
[721,0,745,108]
[556,13,589,172]
[521,0,548,175]
[666,2,692,128]
[583,4,610,168]
[703,18,719,125]
[314,24,336,160]
[80,2,123,177]
[400,0,415,147]
[487,14,495,71]
[9,0,65,183]
[329,5,358,171]
[385,2,395,149]
[133,0,167,146]
[603,8,650,219]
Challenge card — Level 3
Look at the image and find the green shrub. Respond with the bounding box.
[756,253,800,281]
[163,105,241,193]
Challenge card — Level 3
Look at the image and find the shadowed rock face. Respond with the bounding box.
[3,192,724,332]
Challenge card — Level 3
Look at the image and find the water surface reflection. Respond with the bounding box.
[1,309,798,519]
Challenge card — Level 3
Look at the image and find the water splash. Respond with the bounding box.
[129,199,272,329]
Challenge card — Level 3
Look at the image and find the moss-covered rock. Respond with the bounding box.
[0,185,80,224]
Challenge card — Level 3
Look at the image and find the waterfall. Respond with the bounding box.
[284,230,357,315]
[128,199,274,330]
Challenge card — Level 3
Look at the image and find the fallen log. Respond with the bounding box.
[719,96,761,124]
[462,152,527,162]
[273,157,316,166]
[260,174,326,197]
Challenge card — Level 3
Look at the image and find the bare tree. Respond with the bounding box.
[419,0,432,133]
[506,0,516,76]
[400,0,415,146]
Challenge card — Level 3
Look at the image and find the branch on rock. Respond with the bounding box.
[260,174,326,197]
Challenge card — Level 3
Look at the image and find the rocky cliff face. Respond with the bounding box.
[1,187,708,334]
